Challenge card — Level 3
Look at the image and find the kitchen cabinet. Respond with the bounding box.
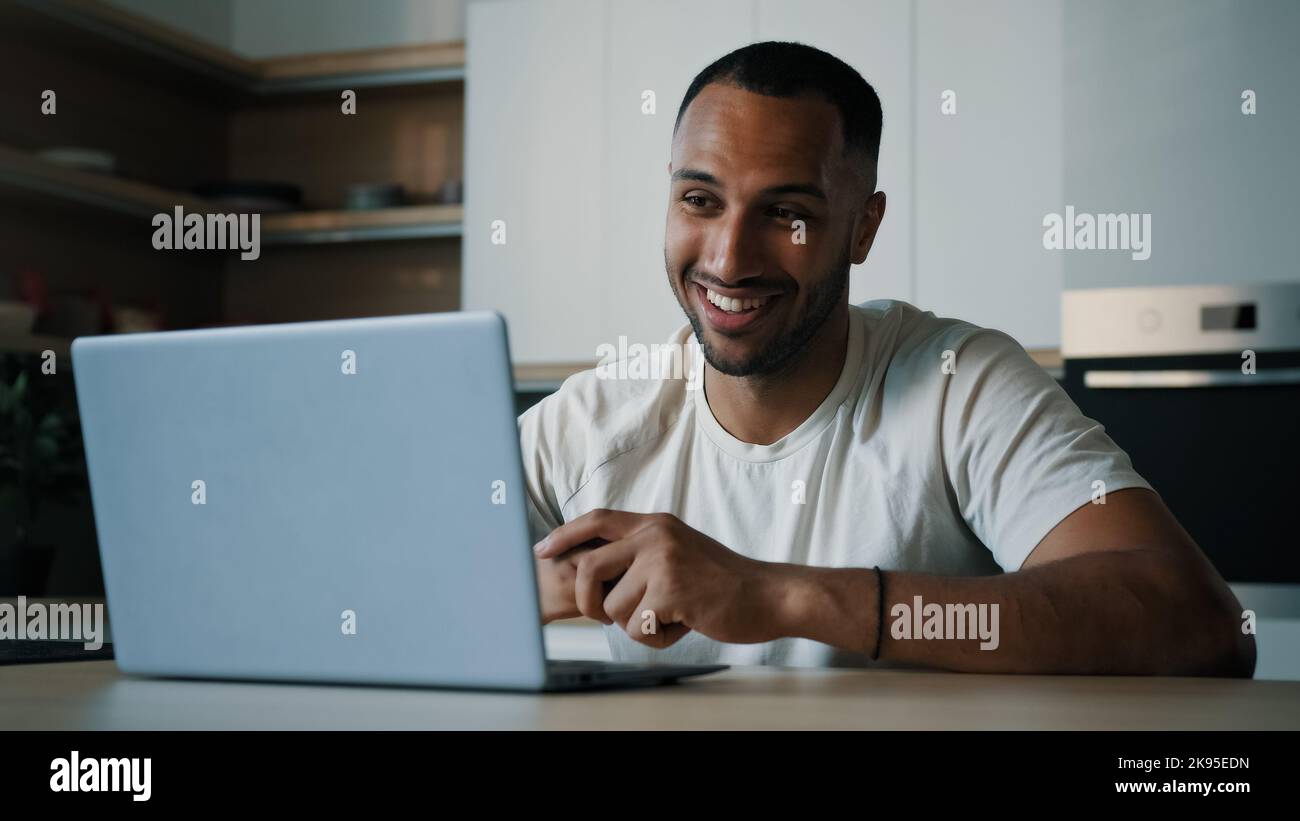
[913,0,1065,349]
[463,0,606,366]
[1062,0,1300,295]
[465,0,758,366]
[597,0,755,363]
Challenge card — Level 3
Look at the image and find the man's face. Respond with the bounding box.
[665,82,882,377]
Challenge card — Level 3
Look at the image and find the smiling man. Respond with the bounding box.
[522,41,1254,676]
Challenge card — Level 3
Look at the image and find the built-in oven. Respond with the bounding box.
[1060,282,1300,583]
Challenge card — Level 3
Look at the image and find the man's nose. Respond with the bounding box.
[701,210,763,285]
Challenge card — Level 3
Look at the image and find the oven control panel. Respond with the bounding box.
[1062,283,1300,358]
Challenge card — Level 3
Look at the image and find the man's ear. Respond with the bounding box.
[851,190,887,265]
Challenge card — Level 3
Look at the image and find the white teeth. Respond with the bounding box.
[705,288,771,313]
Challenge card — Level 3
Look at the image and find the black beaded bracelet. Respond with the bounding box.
[871,566,884,661]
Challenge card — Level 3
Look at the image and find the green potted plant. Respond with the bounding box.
[0,356,89,595]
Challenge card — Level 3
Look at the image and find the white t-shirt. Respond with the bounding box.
[519,299,1152,668]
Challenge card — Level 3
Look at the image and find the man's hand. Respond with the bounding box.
[533,509,784,648]
[535,541,602,624]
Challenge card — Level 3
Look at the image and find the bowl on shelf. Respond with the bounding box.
[345,183,405,210]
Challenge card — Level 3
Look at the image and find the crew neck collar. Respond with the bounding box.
[692,306,865,463]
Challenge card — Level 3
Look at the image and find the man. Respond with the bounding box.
[522,41,1254,676]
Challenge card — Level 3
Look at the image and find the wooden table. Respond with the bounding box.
[2,661,1298,730]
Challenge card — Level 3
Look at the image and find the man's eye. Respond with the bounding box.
[684,195,709,208]
[771,207,804,221]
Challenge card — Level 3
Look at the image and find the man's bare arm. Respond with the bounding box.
[773,488,1256,676]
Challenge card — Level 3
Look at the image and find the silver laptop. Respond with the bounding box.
[71,312,725,691]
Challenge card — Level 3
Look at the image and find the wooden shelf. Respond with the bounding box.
[261,205,463,246]
[12,0,465,95]
[0,144,213,220]
[256,42,466,93]
[0,145,463,246]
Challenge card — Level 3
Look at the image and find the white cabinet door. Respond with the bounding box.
[914,0,1064,349]
[757,0,915,308]
[1063,0,1300,294]
[467,0,758,365]
[464,0,609,365]
[599,0,755,356]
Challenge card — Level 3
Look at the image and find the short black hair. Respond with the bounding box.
[674,41,883,167]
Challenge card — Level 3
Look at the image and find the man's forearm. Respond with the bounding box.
[769,550,1255,676]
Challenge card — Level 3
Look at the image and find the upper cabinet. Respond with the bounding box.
[465,0,758,366]
[598,0,756,365]
[464,0,607,366]
[1063,0,1300,294]
[913,0,1065,350]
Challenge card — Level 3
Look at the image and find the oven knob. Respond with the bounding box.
[1137,308,1162,333]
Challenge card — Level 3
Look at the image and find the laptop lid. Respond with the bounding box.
[71,311,549,690]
